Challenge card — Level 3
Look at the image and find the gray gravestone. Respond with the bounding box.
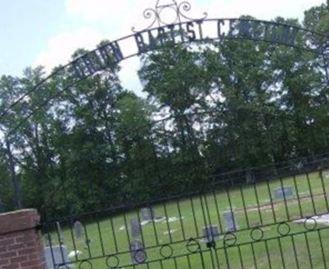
[73,220,84,240]
[202,225,220,242]
[56,222,64,244]
[130,240,146,264]
[44,245,71,269]
[141,207,155,221]
[131,218,141,238]
[223,211,238,232]
[274,186,294,200]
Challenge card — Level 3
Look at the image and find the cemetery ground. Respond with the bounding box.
[45,170,329,269]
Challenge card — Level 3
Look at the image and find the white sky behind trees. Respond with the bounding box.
[0,0,325,93]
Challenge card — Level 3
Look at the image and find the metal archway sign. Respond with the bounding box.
[2,0,328,128]
[60,0,329,81]
[71,17,325,80]
[66,15,328,81]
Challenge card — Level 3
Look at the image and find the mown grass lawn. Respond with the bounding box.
[45,170,329,268]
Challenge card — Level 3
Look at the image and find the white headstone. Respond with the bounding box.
[141,207,155,221]
[73,220,84,240]
[56,222,64,244]
[223,211,238,232]
[44,245,71,269]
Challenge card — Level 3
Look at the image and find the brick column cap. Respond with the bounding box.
[0,209,40,235]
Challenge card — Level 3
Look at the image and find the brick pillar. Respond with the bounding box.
[0,209,45,269]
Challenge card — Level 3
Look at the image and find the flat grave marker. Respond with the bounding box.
[44,245,71,269]
[274,186,294,200]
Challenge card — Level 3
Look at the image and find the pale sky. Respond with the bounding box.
[0,0,325,92]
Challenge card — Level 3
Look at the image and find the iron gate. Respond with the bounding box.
[43,158,329,269]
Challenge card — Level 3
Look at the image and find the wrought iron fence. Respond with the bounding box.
[42,159,329,269]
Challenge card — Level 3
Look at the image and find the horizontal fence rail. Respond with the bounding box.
[42,160,329,269]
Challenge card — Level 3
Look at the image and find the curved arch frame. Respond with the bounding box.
[1,17,328,135]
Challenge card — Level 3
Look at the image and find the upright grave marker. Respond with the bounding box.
[131,218,142,238]
[56,221,64,244]
[141,207,155,221]
[202,225,220,242]
[223,211,238,232]
[73,220,84,240]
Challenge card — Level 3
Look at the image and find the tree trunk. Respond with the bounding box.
[5,140,22,209]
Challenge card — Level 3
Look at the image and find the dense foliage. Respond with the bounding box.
[0,5,328,218]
